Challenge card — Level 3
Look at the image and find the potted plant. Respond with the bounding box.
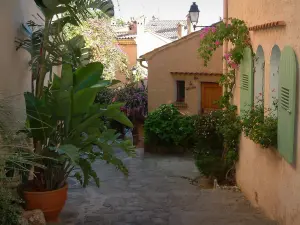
[20,62,135,222]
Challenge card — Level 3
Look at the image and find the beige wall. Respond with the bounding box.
[146,33,223,115]
[0,0,43,130]
[228,0,300,224]
[116,41,137,83]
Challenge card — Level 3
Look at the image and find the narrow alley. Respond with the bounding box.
[60,150,276,225]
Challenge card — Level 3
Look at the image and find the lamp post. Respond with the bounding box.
[189,2,213,30]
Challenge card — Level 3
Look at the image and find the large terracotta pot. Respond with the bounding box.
[23,184,68,222]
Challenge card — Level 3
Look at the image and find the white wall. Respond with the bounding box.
[0,0,43,129]
[136,31,171,59]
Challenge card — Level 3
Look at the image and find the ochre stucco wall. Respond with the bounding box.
[147,33,223,115]
[228,1,300,224]
[116,41,137,83]
[0,0,43,129]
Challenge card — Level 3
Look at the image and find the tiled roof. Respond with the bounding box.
[170,72,222,76]
[140,21,222,60]
[117,34,136,40]
[249,21,286,31]
[146,20,187,40]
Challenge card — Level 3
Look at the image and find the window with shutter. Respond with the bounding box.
[269,45,281,115]
[278,46,297,164]
[176,80,185,102]
[254,46,265,105]
[240,47,254,116]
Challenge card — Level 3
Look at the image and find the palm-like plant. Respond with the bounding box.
[16,0,114,97]
[23,62,135,191]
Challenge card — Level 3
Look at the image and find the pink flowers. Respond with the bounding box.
[230,62,239,69]
[200,33,205,40]
[200,27,217,40]
[224,53,232,61]
[215,40,221,46]
[223,52,238,69]
[228,61,239,69]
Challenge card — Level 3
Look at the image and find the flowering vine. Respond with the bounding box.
[197,19,252,182]
[198,18,251,107]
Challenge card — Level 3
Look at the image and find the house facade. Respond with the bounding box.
[114,17,192,83]
[141,30,223,115]
[226,0,300,224]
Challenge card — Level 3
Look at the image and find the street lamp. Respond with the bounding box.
[188,2,213,30]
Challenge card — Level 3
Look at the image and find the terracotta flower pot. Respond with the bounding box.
[23,184,68,223]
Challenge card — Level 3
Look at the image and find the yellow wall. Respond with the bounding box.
[116,40,137,83]
[146,33,223,115]
[0,0,43,130]
[228,0,300,224]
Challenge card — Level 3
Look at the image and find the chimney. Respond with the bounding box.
[187,15,192,34]
[128,21,137,34]
[177,22,183,38]
[137,19,145,36]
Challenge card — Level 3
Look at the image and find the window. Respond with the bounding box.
[269,45,281,114]
[278,46,297,164]
[240,47,254,116]
[254,46,265,105]
[176,81,185,102]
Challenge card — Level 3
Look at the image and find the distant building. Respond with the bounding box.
[113,16,193,82]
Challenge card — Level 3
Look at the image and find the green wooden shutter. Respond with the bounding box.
[240,47,254,116]
[278,46,297,164]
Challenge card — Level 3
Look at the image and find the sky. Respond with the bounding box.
[113,0,223,26]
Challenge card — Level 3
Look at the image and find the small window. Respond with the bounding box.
[176,81,185,102]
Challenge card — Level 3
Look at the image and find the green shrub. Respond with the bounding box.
[193,113,227,181]
[241,98,277,148]
[144,104,195,151]
[193,107,241,184]
[0,188,23,225]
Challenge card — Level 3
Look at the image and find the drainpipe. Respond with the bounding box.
[223,0,229,74]
[137,58,148,69]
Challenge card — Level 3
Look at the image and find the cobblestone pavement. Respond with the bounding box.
[59,149,276,225]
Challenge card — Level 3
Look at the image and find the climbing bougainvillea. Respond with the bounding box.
[198,18,251,107]
[196,19,251,183]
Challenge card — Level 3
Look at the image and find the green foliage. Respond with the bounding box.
[193,108,241,183]
[197,18,251,183]
[198,18,251,108]
[16,0,115,97]
[0,187,23,225]
[144,104,194,150]
[23,62,135,191]
[96,82,148,119]
[242,98,278,148]
[65,18,130,80]
[95,87,116,105]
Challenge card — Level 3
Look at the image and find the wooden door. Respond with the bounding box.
[201,82,222,114]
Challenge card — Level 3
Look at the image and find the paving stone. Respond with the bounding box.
[60,149,276,225]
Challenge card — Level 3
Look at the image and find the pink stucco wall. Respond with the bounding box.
[146,32,223,115]
[228,0,300,224]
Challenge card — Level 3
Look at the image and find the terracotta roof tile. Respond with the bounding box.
[170,72,222,76]
[249,21,286,31]
[117,34,137,40]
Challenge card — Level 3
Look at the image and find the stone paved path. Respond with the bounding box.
[60,149,276,225]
